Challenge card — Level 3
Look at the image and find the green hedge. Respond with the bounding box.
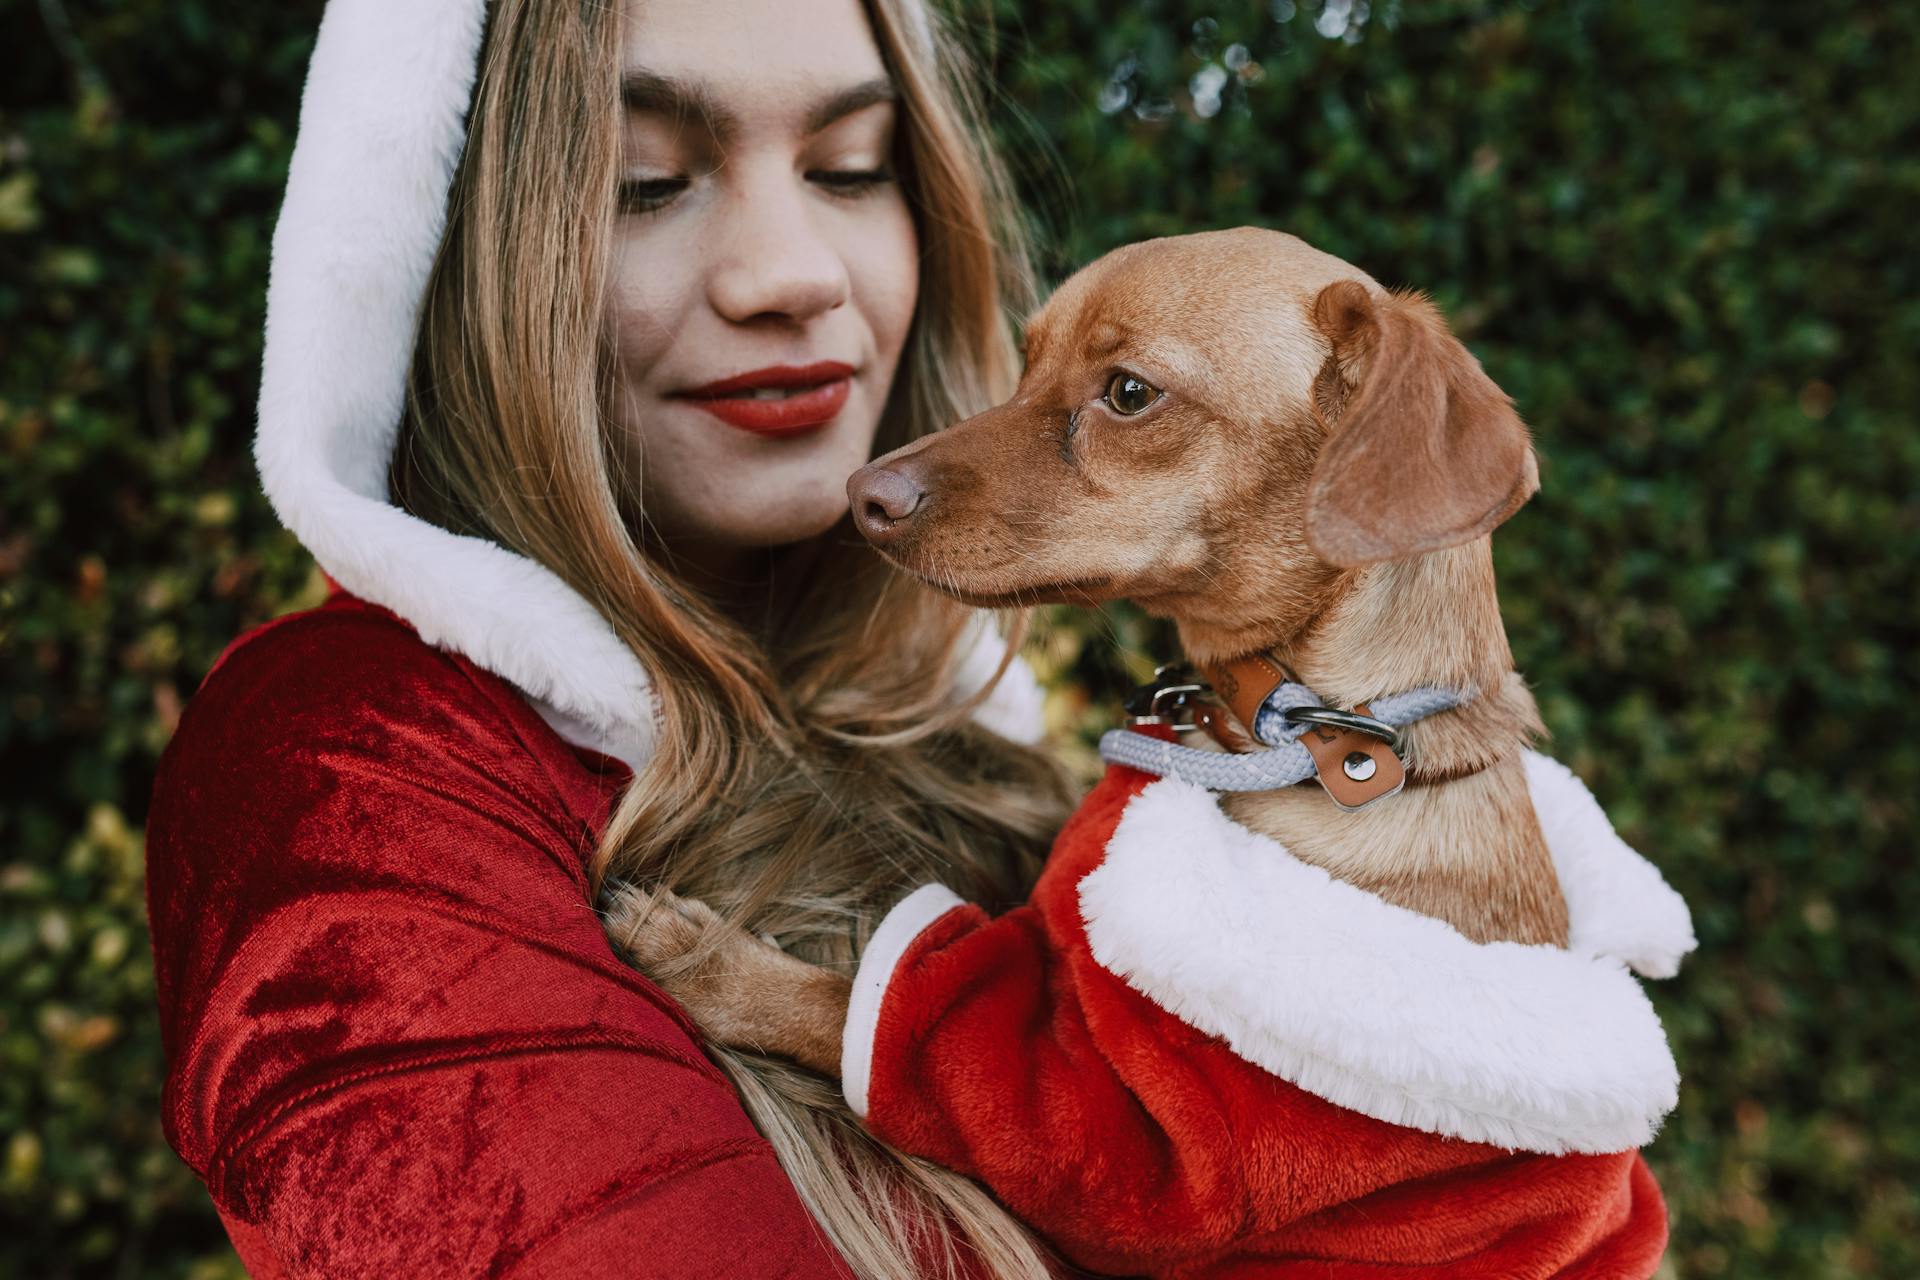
[2,1,1913,1275]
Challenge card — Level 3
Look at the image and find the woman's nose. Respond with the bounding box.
[705,169,851,324]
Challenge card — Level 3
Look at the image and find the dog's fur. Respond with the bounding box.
[614,228,1568,1078]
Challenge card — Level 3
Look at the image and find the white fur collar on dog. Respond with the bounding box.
[1076,749,1696,1155]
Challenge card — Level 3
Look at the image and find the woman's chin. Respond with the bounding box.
[758,502,853,548]
[667,497,854,556]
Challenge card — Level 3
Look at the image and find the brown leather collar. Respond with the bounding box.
[1193,651,1494,792]
[1196,652,1296,739]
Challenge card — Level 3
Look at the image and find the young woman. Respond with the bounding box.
[145,0,1083,1275]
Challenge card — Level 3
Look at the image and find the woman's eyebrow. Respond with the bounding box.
[620,70,896,140]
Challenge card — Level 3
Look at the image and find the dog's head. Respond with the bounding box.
[848,227,1539,630]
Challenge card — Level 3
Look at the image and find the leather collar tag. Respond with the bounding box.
[1200,653,1290,737]
[1295,701,1406,811]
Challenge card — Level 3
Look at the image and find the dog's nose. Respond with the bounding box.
[848,464,925,545]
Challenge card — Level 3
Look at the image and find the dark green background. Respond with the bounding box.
[3,1,1914,1275]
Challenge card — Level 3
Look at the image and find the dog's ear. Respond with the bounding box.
[1304,280,1539,568]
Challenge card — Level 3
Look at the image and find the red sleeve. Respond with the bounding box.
[841,767,1455,1277]
[145,604,852,1280]
[839,768,1288,1275]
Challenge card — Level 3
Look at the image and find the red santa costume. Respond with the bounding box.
[146,1,1697,1276]
[835,726,1697,1278]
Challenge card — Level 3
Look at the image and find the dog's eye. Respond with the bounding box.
[1105,372,1161,416]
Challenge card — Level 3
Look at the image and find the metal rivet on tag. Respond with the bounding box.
[1296,702,1407,811]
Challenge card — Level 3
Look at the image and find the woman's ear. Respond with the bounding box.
[1305,280,1540,568]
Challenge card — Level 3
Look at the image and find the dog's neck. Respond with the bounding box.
[1170,539,1570,947]
[1279,541,1527,778]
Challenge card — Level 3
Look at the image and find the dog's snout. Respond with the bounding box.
[848,464,926,545]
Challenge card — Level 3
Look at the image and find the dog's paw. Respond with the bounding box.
[600,884,851,1075]
[602,884,739,973]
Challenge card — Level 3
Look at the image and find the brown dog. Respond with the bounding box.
[614,227,1567,1075]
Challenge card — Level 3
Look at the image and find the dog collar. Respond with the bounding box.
[1099,657,1474,810]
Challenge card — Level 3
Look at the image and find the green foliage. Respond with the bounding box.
[2,0,1913,1275]
[2,1,329,1274]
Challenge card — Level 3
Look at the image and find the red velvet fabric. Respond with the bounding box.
[861,755,1670,1279]
[146,588,862,1278]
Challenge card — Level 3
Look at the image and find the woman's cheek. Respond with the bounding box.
[852,194,920,386]
[604,229,686,376]
[602,228,702,527]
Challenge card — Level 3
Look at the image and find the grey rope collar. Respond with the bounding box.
[1098,678,1471,794]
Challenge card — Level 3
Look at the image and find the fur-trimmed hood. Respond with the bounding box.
[251,0,1041,772]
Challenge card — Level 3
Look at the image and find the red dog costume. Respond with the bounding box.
[837,727,1696,1278]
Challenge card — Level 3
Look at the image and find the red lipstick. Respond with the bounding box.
[673,361,855,437]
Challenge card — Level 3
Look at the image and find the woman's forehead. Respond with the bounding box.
[620,0,893,136]
[621,68,896,144]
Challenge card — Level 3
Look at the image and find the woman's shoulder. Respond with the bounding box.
[145,589,631,1010]
[141,600,849,1272]
[162,587,624,831]
[187,587,564,756]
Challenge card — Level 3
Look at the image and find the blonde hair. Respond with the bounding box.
[390,1,1075,1276]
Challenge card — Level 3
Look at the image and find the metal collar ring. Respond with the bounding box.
[1281,705,1406,754]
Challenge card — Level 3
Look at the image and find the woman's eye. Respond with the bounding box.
[619,169,891,215]
[618,177,688,215]
[808,167,894,197]
[1104,372,1162,415]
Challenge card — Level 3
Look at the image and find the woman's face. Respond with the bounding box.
[606,0,920,569]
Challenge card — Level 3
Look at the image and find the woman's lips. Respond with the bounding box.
[673,361,855,438]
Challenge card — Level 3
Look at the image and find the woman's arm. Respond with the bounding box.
[145,609,852,1279]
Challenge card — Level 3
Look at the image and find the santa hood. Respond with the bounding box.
[251,0,1042,772]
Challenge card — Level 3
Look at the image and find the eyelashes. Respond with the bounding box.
[808,167,895,195]
[617,177,689,214]
[617,168,896,216]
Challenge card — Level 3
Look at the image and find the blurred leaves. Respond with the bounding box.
[1,0,1915,1276]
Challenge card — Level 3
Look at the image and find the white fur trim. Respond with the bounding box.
[954,614,1048,746]
[524,693,654,777]
[254,0,660,764]
[841,884,965,1118]
[1525,751,1697,979]
[520,611,1044,771]
[1076,753,1688,1154]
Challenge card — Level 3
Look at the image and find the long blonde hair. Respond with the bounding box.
[390,1,1076,1275]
